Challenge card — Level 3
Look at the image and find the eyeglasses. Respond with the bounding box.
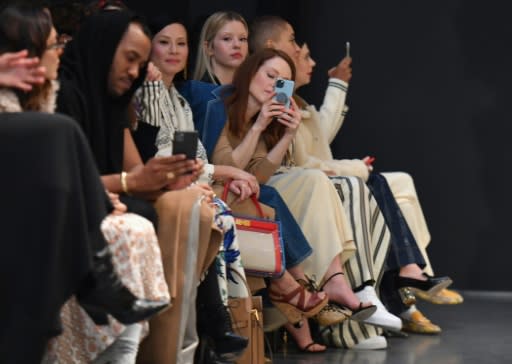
[46,34,72,51]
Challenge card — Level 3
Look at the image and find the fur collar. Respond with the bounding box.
[0,81,59,113]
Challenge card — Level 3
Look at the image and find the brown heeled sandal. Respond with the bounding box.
[297,275,350,326]
[269,284,328,327]
[319,272,377,322]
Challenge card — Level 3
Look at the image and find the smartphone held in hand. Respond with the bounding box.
[173,130,198,160]
[273,78,295,109]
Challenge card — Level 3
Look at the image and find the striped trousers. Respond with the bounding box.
[320,176,391,348]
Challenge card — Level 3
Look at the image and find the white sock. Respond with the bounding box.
[92,323,143,364]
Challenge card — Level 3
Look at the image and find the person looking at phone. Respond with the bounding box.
[210,47,400,351]
[133,17,253,361]
[0,5,173,363]
[183,13,404,351]
[133,17,339,356]
[56,9,225,364]
[294,40,462,334]
[251,14,462,336]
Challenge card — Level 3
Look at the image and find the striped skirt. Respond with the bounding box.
[321,176,391,348]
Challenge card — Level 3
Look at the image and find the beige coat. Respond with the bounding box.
[213,127,356,282]
[293,79,370,181]
[293,79,433,274]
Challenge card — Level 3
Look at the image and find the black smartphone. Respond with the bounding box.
[173,130,198,160]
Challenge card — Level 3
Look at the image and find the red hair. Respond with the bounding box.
[225,48,296,150]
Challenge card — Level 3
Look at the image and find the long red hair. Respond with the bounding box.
[225,48,296,150]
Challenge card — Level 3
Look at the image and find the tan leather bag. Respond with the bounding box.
[229,296,264,364]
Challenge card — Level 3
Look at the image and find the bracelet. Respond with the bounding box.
[120,171,129,194]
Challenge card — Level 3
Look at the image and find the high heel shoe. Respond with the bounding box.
[269,284,328,327]
[297,276,350,326]
[398,286,416,306]
[319,272,377,323]
[283,328,326,353]
[77,247,169,325]
[397,273,453,298]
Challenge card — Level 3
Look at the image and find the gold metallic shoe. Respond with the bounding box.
[314,303,351,326]
[415,288,464,305]
[399,287,417,306]
[297,275,350,326]
[401,310,441,335]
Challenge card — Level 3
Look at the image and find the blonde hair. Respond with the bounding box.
[193,11,248,83]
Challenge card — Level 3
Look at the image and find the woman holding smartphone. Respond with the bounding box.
[184,13,403,350]
[133,17,333,355]
[292,41,460,335]
[209,47,403,350]
[0,5,171,363]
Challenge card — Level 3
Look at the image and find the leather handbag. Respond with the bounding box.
[219,181,286,278]
[229,296,264,364]
[227,269,265,364]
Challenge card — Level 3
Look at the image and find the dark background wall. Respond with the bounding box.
[61,0,512,290]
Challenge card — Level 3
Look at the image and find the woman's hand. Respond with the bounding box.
[145,62,162,82]
[276,97,301,136]
[328,56,352,83]
[253,94,285,131]
[362,156,375,172]
[229,179,257,201]
[0,50,45,91]
[214,165,260,197]
[228,169,260,197]
[107,191,127,215]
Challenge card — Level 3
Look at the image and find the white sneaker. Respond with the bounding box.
[352,335,387,350]
[355,285,402,332]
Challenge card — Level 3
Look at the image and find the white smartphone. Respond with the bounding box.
[273,78,295,109]
[346,41,350,58]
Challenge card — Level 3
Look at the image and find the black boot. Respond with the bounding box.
[77,246,169,325]
[197,265,248,360]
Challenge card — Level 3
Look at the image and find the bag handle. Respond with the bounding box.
[221,179,265,218]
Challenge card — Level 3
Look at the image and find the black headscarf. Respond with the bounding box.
[57,10,148,174]
[146,14,189,84]
[147,14,186,36]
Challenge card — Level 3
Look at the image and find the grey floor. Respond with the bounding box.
[270,291,512,364]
